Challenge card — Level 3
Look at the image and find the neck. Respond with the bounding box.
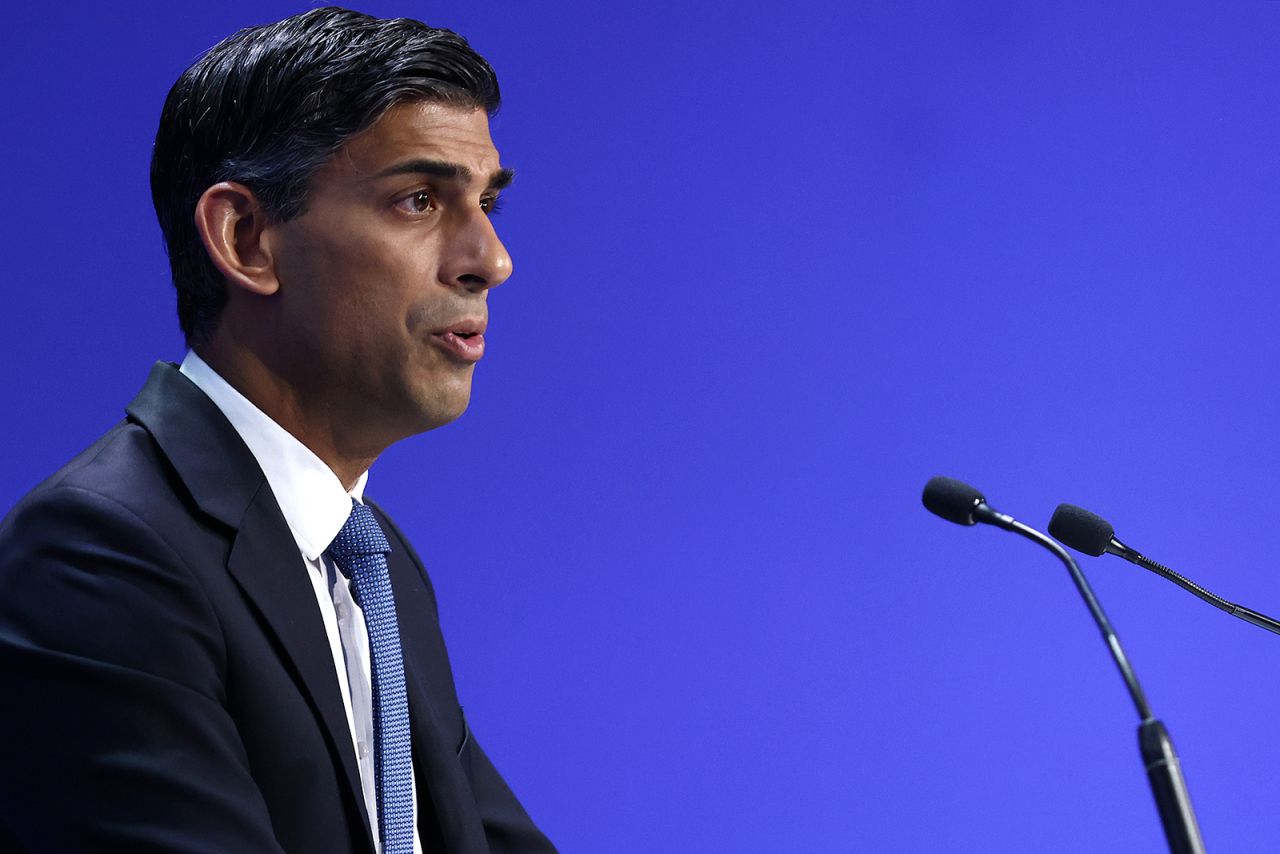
[195,339,379,492]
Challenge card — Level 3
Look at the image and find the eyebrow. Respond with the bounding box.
[374,159,515,190]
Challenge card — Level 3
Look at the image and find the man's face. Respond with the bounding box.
[266,100,513,451]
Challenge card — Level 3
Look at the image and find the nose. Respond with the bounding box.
[440,208,513,293]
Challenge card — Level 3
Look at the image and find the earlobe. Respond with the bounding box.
[193,182,281,296]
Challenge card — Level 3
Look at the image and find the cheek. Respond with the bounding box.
[282,201,395,274]
[277,212,444,339]
[292,230,395,307]
[382,239,448,324]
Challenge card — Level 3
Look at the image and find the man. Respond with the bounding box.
[0,8,556,853]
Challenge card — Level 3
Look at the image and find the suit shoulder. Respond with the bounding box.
[4,417,198,539]
[0,419,227,687]
[0,417,220,608]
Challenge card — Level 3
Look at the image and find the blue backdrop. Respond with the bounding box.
[3,2,1279,851]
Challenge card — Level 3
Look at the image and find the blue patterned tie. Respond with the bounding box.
[327,500,414,854]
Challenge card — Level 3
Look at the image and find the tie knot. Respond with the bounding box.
[327,500,392,569]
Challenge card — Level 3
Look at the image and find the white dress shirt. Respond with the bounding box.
[180,351,421,854]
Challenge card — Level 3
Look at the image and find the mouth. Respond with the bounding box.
[431,320,486,363]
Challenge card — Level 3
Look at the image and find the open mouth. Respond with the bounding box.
[432,328,486,362]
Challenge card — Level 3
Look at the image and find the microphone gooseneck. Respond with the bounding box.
[924,477,1205,854]
[923,478,1152,720]
[1049,503,1280,636]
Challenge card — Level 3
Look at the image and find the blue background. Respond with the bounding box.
[3,2,1279,851]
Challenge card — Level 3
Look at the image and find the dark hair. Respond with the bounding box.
[151,6,501,347]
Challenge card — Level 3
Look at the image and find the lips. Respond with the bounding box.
[431,319,486,362]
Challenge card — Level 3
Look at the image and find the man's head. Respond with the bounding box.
[151,8,514,466]
[152,6,502,349]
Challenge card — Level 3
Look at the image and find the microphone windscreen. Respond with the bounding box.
[1048,504,1114,556]
[922,476,985,526]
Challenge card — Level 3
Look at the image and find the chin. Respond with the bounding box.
[410,383,473,433]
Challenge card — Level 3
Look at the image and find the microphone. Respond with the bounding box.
[1049,503,1280,636]
[923,477,1206,854]
[921,476,1015,529]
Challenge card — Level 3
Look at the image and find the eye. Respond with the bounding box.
[480,194,504,216]
[395,190,435,215]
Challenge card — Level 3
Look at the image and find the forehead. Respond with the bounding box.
[334,100,502,181]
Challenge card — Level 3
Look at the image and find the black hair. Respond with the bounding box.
[150,6,501,347]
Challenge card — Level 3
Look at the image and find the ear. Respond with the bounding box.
[193,182,281,296]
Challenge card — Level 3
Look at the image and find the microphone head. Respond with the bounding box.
[1048,504,1115,556]
[922,476,986,526]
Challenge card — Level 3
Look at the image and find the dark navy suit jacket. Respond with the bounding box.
[0,362,555,853]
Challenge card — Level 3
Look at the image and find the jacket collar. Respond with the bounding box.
[125,361,266,530]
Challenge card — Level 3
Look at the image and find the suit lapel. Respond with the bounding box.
[226,486,376,852]
[127,362,376,852]
[385,542,488,853]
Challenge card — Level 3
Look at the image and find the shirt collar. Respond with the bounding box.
[179,351,366,561]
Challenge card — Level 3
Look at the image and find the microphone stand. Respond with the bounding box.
[991,511,1205,854]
